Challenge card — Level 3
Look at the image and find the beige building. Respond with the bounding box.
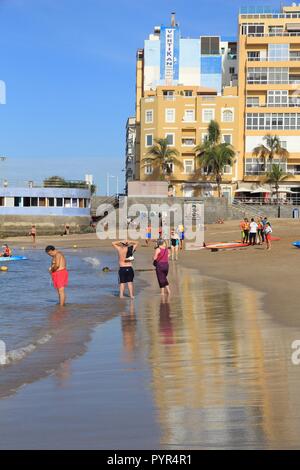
[128,5,300,202]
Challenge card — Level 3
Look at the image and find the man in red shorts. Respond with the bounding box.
[45,245,68,306]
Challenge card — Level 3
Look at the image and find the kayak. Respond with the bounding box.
[292,241,300,248]
[0,256,28,262]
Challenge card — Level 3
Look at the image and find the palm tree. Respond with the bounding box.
[200,143,235,197]
[265,164,293,204]
[252,134,289,167]
[143,138,182,180]
[194,120,221,160]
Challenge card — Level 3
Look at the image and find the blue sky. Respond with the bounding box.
[0,0,282,194]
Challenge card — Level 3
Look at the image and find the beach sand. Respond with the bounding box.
[1,218,300,448]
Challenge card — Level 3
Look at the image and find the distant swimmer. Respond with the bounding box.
[0,244,12,257]
[112,240,138,299]
[29,225,37,243]
[45,245,69,306]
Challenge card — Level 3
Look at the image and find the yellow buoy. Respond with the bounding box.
[73,245,78,249]
[102,267,110,272]
[0,266,8,272]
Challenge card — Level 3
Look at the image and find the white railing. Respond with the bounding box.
[248,56,300,61]
[246,101,300,107]
[247,32,300,37]
[234,196,300,205]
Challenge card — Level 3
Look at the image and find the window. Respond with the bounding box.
[165,133,174,146]
[245,158,287,175]
[163,90,175,101]
[280,140,287,149]
[165,108,175,123]
[267,90,288,106]
[222,135,232,144]
[72,198,78,208]
[31,197,38,207]
[145,109,153,123]
[202,108,215,122]
[241,23,264,36]
[222,109,234,122]
[56,198,63,207]
[14,197,22,207]
[183,109,195,122]
[247,96,259,107]
[269,26,284,36]
[48,198,55,207]
[184,160,194,174]
[163,162,174,174]
[268,43,289,61]
[64,198,71,208]
[23,197,30,207]
[184,90,193,97]
[201,36,220,55]
[247,51,261,60]
[39,198,46,207]
[0,197,4,206]
[84,199,90,208]
[223,165,232,175]
[145,134,153,147]
[247,67,288,84]
[182,138,195,146]
[246,113,300,130]
[229,67,235,74]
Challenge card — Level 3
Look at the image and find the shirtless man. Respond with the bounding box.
[45,245,68,306]
[112,240,138,299]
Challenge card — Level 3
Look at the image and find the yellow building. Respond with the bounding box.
[239,3,300,201]
[129,5,300,202]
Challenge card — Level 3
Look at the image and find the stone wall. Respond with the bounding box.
[0,215,91,238]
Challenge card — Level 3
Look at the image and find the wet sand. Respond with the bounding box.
[1,218,300,448]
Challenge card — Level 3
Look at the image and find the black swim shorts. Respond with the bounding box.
[119,266,134,284]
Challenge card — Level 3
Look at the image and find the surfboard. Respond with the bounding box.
[0,256,28,262]
[205,242,249,250]
[292,241,300,248]
[270,236,280,241]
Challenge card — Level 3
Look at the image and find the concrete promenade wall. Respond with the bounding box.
[0,215,91,238]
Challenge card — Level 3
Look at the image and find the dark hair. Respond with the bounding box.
[251,218,254,221]
[45,245,55,253]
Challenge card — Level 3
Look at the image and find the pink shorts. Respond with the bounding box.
[52,269,68,289]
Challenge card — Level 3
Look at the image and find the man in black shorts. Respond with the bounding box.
[112,240,138,299]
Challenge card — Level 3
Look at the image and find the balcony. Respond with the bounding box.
[247,55,300,62]
[246,100,300,108]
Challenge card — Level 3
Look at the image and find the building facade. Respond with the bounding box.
[0,187,91,216]
[127,5,300,201]
[125,117,136,188]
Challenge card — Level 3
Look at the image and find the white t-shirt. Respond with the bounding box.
[249,221,258,233]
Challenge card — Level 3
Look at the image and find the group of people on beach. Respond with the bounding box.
[240,216,273,250]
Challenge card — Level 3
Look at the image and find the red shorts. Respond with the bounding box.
[52,269,68,289]
[265,233,272,241]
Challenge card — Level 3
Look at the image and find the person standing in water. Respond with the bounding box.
[153,239,170,296]
[170,229,180,261]
[112,240,138,299]
[30,225,37,243]
[45,245,68,306]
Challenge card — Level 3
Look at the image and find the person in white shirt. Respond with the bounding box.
[249,218,258,245]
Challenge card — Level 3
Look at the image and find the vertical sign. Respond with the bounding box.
[160,27,179,84]
[165,28,174,84]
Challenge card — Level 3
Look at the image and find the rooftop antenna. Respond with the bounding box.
[171,12,176,27]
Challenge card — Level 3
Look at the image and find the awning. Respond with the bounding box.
[251,187,271,194]
[235,187,252,193]
[286,23,300,31]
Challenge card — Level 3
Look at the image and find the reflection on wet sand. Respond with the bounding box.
[131,265,300,449]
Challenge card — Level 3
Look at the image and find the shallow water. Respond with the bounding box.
[1,255,300,448]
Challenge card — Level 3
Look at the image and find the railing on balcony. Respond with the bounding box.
[248,55,300,61]
[246,32,300,37]
[246,101,300,107]
[247,79,300,84]
[233,196,300,205]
